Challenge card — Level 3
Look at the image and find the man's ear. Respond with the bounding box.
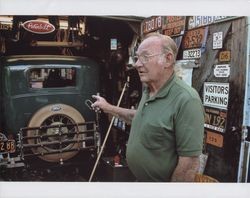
[164,53,174,68]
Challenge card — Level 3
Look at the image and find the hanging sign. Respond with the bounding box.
[206,130,224,148]
[22,20,55,34]
[183,48,201,59]
[203,82,229,110]
[204,106,227,133]
[219,51,231,62]
[162,16,186,37]
[142,16,162,34]
[213,32,223,49]
[214,64,230,78]
[182,27,206,49]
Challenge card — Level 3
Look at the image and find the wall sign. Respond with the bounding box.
[182,27,206,49]
[206,130,224,148]
[203,82,229,110]
[162,16,186,37]
[213,32,223,49]
[22,20,55,34]
[219,51,231,62]
[142,16,162,34]
[188,16,235,29]
[204,106,227,133]
[183,48,201,59]
[214,64,230,78]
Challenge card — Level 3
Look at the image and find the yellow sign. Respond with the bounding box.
[219,51,231,62]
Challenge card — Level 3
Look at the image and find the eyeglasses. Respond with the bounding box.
[132,53,164,64]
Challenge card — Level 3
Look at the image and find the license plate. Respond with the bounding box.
[183,48,201,59]
[0,140,16,154]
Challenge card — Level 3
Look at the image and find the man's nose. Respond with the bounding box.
[134,59,143,68]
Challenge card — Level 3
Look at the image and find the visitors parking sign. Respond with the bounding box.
[203,82,229,109]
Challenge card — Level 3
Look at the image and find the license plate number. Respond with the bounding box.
[183,48,201,59]
[0,140,16,154]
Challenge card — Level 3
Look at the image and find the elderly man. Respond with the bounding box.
[92,33,204,182]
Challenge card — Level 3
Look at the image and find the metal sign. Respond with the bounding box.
[203,82,229,110]
[213,32,223,49]
[142,16,162,34]
[22,20,55,34]
[219,51,231,62]
[183,48,201,59]
[204,106,227,133]
[206,130,224,148]
[182,27,206,49]
[188,16,235,29]
[162,16,186,37]
[214,64,230,78]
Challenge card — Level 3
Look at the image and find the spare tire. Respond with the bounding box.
[27,104,86,162]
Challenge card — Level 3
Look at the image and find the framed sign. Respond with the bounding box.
[203,82,229,110]
[204,106,227,133]
[162,16,186,37]
[142,16,162,34]
[182,27,206,49]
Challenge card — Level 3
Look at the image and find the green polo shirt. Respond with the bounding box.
[126,74,204,182]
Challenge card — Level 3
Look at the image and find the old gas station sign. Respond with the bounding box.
[182,27,206,49]
[206,130,224,148]
[204,106,227,133]
[219,51,231,62]
[142,16,162,34]
[162,16,186,37]
[203,82,229,110]
[22,20,55,34]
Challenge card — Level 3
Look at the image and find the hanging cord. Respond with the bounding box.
[88,76,130,182]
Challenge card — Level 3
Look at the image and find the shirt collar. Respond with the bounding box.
[145,73,177,102]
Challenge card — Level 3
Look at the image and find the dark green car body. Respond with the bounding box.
[0,55,100,137]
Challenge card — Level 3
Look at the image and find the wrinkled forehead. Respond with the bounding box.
[137,36,162,55]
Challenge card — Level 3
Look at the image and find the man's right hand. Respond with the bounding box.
[91,95,112,113]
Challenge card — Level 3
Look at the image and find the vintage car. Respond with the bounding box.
[0,55,100,164]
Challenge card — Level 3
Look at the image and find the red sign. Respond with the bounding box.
[162,16,186,36]
[22,20,55,34]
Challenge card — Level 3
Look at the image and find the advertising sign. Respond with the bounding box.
[162,16,186,37]
[203,82,229,109]
[204,106,227,133]
[214,64,230,78]
[22,20,55,34]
